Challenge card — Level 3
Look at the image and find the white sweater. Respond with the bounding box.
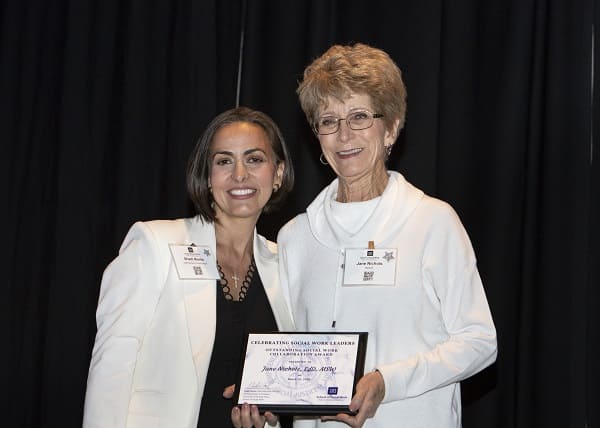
[277,172,497,428]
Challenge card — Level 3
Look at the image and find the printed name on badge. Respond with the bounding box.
[169,244,220,280]
[343,248,397,286]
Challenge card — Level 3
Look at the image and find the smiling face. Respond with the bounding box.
[209,121,284,223]
[317,93,398,185]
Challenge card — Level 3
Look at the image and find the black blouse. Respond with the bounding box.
[197,263,287,427]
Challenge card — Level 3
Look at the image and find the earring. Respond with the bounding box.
[273,183,280,193]
[385,145,393,157]
[319,153,328,165]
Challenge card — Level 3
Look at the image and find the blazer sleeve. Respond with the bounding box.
[83,222,167,428]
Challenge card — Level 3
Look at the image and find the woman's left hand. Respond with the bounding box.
[224,385,278,428]
[231,404,278,428]
[321,370,385,427]
[223,384,235,399]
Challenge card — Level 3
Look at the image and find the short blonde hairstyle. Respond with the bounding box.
[297,43,407,134]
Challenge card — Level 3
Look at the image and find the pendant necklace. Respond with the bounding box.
[216,257,255,301]
[231,272,240,288]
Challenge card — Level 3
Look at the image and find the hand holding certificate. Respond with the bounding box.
[234,332,368,415]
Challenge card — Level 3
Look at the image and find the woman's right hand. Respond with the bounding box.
[321,370,385,427]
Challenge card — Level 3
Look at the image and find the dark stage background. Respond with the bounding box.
[2,1,598,427]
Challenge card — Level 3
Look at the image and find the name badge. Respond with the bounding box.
[169,244,220,280]
[343,248,397,286]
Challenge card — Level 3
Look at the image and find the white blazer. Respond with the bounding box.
[83,216,294,428]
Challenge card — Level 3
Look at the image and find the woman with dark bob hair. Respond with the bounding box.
[83,107,295,427]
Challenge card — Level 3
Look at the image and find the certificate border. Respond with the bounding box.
[233,331,368,415]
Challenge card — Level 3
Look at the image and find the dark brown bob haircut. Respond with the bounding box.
[186,106,294,223]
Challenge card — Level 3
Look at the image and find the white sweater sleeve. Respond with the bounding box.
[376,206,497,402]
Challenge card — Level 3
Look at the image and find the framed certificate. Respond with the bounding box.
[233,332,368,415]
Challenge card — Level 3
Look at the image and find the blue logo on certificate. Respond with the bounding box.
[327,387,338,395]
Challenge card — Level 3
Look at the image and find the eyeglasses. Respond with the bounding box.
[313,110,384,135]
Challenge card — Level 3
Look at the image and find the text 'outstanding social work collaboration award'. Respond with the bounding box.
[234,332,368,415]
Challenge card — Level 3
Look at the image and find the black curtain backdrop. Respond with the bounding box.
[2,1,597,427]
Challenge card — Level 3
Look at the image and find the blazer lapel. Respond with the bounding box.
[254,232,295,332]
[183,279,216,393]
[181,218,218,391]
